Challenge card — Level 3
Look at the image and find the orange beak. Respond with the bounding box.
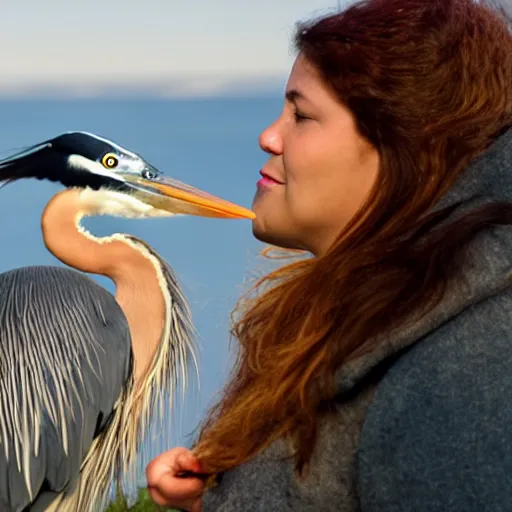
[129,174,255,220]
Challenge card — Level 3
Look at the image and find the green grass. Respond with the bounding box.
[104,487,179,512]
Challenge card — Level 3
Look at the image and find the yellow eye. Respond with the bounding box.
[101,153,118,169]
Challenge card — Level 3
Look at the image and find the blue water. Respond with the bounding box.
[0,97,283,493]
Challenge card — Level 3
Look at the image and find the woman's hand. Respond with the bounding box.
[146,447,206,512]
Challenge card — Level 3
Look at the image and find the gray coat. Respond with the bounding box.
[202,126,512,511]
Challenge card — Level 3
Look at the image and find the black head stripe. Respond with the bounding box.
[0,143,125,191]
[50,133,115,161]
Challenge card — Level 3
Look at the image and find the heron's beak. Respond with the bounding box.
[127,172,255,220]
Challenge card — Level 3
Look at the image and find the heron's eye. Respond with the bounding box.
[101,153,119,169]
[142,169,159,180]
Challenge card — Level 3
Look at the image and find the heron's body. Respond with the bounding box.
[0,188,194,512]
[0,132,254,511]
[0,266,131,511]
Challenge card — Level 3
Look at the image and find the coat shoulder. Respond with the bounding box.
[357,287,512,511]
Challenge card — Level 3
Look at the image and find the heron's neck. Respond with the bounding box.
[41,188,165,382]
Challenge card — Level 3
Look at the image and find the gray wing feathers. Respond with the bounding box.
[0,266,132,512]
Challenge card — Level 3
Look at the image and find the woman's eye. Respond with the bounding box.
[293,110,310,123]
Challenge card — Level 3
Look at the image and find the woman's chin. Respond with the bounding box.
[251,218,273,244]
[251,222,302,251]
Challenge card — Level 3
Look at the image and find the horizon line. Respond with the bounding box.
[0,73,288,99]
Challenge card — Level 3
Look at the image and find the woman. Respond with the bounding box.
[147,0,512,510]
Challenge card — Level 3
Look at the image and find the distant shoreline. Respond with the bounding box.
[0,75,287,100]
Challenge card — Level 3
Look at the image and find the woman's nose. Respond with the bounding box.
[258,118,283,155]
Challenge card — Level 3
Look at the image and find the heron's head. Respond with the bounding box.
[0,131,255,220]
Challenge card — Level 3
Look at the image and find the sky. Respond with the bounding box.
[0,0,343,97]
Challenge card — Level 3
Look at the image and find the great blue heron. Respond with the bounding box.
[0,131,254,512]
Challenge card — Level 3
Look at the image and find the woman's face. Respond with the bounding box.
[252,54,380,256]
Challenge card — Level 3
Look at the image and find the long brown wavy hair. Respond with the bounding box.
[194,0,512,477]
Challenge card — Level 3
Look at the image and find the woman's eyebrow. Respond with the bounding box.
[285,89,309,104]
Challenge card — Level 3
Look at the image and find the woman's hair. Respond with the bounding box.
[194,0,512,476]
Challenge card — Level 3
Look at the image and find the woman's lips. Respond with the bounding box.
[257,170,284,188]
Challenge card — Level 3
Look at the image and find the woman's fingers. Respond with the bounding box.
[146,447,206,511]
